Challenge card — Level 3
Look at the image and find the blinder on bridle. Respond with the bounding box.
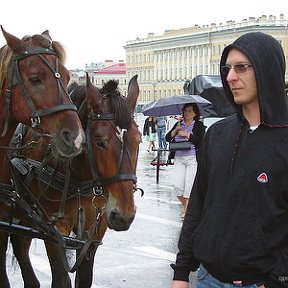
[1,47,77,137]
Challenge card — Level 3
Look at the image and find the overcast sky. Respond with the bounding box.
[1,0,286,69]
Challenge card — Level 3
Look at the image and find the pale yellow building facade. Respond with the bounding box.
[124,14,288,108]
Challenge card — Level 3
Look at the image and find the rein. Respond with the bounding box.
[1,47,77,137]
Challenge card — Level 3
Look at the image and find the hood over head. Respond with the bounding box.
[220,32,288,126]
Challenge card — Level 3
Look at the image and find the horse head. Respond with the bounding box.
[80,75,141,231]
[0,26,84,159]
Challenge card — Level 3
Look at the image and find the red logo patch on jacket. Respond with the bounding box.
[257,173,268,183]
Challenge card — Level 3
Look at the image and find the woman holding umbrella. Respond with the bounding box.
[165,103,205,219]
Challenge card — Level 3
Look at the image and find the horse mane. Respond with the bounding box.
[68,80,133,129]
[50,41,66,64]
[68,82,79,95]
[100,80,132,129]
[0,45,13,92]
[68,83,88,126]
[0,32,66,92]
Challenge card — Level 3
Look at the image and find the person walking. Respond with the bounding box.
[170,32,288,288]
[156,116,167,149]
[143,116,157,152]
[166,103,205,220]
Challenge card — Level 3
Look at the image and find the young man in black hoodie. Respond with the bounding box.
[170,32,288,288]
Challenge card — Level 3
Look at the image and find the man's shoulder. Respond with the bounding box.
[204,114,238,137]
[207,114,237,128]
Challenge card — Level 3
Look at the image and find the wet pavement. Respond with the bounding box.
[7,113,197,287]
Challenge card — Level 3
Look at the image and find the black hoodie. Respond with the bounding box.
[172,32,288,288]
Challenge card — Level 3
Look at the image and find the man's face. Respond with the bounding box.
[224,48,258,107]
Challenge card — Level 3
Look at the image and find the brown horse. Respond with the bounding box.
[0,27,85,287]
[7,74,141,287]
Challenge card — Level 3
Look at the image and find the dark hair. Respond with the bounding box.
[182,103,201,121]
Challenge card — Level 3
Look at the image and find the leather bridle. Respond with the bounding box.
[1,47,77,137]
[85,110,138,196]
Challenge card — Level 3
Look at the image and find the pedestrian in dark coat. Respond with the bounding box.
[143,116,157,152]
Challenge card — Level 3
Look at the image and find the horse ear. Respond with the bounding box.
[1,26,26,52]
[41,30,52,41]
[41,30,53,48]
[126,75,139,113]
[86,73,102,112]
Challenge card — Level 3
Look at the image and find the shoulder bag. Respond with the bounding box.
[169,141,192,151]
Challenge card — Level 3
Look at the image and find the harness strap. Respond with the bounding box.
[68,207,102,273]
[13,55,77,119]
[86,118,99,181]
[10,157,96,197]
[9,158,54,224]
[90,173,137,187]
[1,47,76,137]
[31,103,78,117]
[86,114,137,187]
[3,162,64,243]
[12,48,55,60]
[13,56,43,118]
[0,182,14,195]
[51,162,71,222]
[89,113,114,121]
[11,158,64,190]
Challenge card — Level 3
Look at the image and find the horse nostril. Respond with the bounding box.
[110,208,120,219]
[61,129,73,147]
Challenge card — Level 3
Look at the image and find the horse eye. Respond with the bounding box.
[95,139,105,149]
[29,77,41,85]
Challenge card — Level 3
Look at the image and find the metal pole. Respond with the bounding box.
[156,149,160,183]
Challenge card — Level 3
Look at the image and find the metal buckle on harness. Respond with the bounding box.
[54,72,60,78]
[92,186,103,196]
[31,116,41,128]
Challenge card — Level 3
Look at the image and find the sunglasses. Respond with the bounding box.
[221,64,253,75]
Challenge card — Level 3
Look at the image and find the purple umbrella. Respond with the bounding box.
[142,94,212,117]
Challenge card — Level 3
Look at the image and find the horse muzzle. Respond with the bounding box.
[106,207,136,231]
